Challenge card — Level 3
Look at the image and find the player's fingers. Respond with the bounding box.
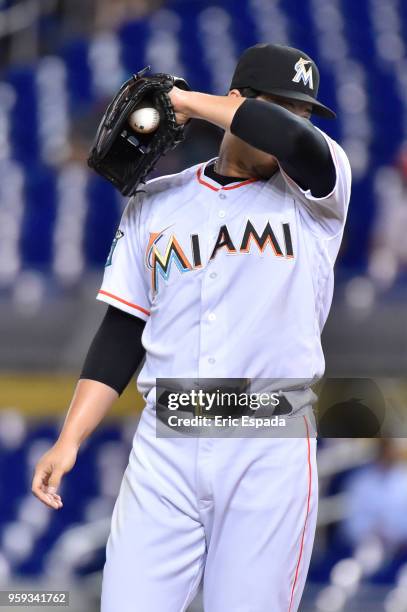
[32,467,63,510]
[45,486,63,507]
[45,471,65,507]
[32,471,58,509]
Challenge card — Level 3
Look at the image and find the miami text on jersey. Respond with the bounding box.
[145,219,294,292]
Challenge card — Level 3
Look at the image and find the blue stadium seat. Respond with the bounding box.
[20,165,57,270]
[85,177,121,267]
[6,67,40,163]
[59,38,93,112]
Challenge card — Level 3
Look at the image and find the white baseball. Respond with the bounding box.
[128,107,160,134]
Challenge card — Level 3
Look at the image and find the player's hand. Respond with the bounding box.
[31,440,79,510]
[168,86,191,125]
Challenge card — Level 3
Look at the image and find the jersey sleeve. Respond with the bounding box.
[279,129,352,239]
[96,196,151,322]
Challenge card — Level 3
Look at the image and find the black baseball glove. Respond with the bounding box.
[88,66,191,197]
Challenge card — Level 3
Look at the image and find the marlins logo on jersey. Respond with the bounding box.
[292,57,314,89]
[145,220,294,293]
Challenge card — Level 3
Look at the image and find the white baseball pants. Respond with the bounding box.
[101,405,318,612]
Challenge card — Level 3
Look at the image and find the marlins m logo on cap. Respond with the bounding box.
[292,57,314,89]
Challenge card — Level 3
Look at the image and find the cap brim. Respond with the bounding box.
[264,88,336,119]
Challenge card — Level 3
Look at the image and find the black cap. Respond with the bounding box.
[230,43,336,119]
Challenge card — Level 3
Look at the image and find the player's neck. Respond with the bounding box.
[216,136,278,180]
[215,158,251,178]
[215,148,252,179]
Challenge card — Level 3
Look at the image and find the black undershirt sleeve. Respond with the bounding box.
[230,98,336,198]
[80,305,146,395]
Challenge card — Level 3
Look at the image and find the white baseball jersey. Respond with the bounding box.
[97,128,351,407]
[99,129,351,612]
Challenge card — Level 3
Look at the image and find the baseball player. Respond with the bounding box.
[32,44,351,611]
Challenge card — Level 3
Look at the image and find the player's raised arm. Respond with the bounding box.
[32,306,145,510]
[169,44,342,200]
[170,86,335,199]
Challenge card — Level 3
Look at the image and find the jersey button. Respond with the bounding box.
[208,357,216,364]
[209,272,217,279]
[218,210,226,218]
[208,312,216,322]
[219,193,226,199]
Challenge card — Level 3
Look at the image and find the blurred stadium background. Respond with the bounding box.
[1,0,407,610]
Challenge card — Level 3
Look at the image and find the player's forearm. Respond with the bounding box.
[57,379,118,448]
[231,99,336,197]
[180,90,245,130]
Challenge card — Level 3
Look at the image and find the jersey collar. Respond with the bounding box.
[196,159,259,192]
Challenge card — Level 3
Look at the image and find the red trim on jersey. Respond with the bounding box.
[288,416,312,612]
[197,166,219,191]
[196,165,258,191]
[98,290,150,316]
